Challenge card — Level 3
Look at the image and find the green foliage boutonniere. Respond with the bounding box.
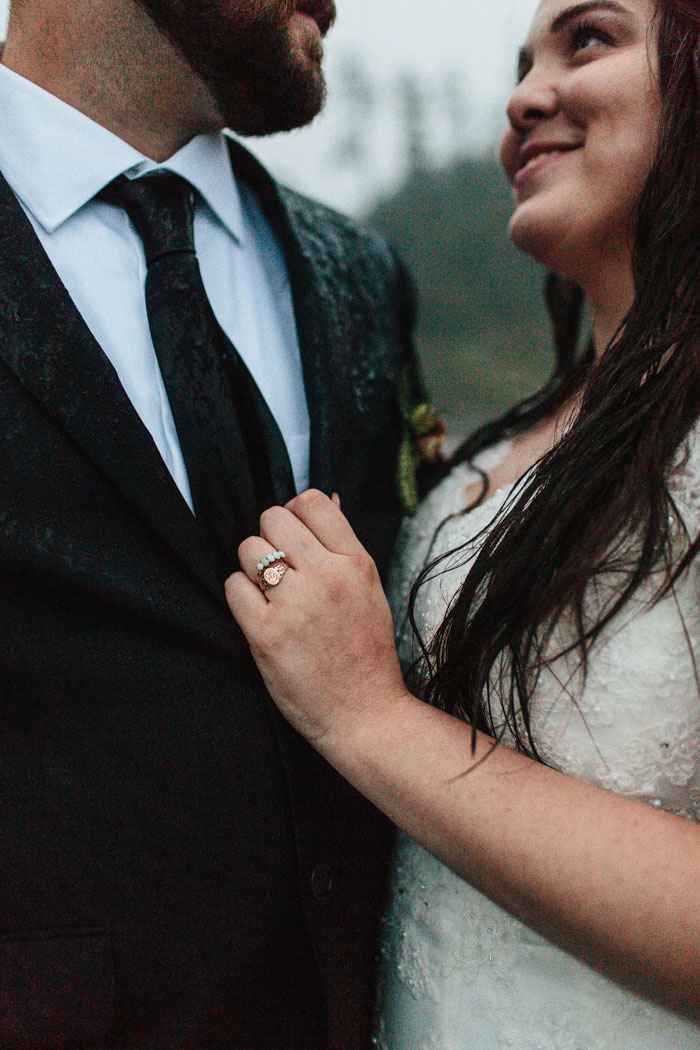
[397,367,446,516]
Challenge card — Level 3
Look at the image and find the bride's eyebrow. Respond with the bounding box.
[550,0,633,34]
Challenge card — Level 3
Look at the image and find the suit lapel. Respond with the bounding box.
[227,139,350,495]
[0,172,226,604]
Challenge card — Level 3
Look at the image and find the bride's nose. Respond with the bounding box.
[506,66,560,133]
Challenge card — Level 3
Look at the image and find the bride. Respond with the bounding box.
[226,0,700,1045]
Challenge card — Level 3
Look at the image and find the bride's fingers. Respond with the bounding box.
[238,494,366,586]
[224,570,268,622]
[285,490,366,556]
[258,504,329,564]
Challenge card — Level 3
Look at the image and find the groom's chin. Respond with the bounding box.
[218,65,328,137]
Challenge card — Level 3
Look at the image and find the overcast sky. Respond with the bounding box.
[0,0,539,211]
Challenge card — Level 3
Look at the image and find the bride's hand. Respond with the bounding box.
[225,490,410,748]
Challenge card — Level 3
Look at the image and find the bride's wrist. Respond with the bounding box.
[314,688,420,766]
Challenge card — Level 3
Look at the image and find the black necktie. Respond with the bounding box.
[100,172,296,570]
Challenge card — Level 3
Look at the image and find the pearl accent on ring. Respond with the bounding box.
[256,551,286,572]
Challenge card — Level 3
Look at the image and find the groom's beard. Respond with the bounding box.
[133,0,335,135]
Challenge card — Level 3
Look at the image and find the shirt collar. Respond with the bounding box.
[0,62,245,243]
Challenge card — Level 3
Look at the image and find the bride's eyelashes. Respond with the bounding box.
[568,17,617,56]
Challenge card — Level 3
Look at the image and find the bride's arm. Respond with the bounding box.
[225,490,700,1021]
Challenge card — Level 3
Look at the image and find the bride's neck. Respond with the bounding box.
[585,256,636,357]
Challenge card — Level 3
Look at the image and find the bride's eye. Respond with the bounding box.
[569,19,613,55]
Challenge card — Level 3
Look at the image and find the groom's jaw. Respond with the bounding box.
[130,0,336,137]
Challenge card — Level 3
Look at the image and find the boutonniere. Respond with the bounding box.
[397,367,446,516]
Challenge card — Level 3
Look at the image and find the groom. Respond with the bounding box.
[0,1,419,1047]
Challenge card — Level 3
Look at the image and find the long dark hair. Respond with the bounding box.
[412,0,700,755]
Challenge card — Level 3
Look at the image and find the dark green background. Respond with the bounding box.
[366,156,554,444]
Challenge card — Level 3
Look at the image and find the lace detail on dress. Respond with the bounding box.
[376,836,700,1050]
[377,433,700,1049]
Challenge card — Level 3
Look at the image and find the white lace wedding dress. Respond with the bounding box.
[376,438,700,1050]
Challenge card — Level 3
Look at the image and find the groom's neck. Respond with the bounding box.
[1,0,224,161]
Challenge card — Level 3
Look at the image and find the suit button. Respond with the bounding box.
[310,863,334,899]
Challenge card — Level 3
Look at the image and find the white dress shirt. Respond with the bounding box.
[0,62,311,509]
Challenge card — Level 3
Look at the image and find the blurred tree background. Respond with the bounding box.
[366,156,553,441]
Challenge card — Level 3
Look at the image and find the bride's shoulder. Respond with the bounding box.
[387,438,513,596]
[405,440,505,538]
[420,438,513,517]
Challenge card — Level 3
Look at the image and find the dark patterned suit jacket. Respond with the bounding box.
[0,139,420,1049]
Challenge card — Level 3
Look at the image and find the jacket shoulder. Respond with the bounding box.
[278,186,401,279]
[278,185,418,330]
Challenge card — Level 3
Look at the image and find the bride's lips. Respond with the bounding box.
[514,140,582,187]
[294,0,335,36]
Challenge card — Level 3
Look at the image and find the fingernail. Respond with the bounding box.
[332,492,341,508]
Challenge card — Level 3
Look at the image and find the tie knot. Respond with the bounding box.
[100,172,197,267]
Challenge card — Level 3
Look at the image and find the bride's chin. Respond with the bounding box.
[509,216,556,268]
[508,208,579,275]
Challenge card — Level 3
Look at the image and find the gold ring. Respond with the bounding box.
[256,551,290,593]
